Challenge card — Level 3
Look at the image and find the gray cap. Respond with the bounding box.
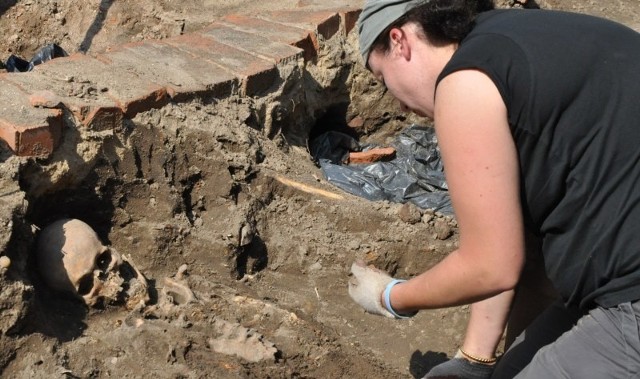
[357,0,425,65]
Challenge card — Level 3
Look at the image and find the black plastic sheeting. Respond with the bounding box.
[310,124,453,214]
[4,43,67,72]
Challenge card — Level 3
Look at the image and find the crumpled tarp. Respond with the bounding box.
[4,43,67,72]
[310,124,453,214]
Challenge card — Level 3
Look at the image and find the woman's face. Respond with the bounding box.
[368,50,431,117]
[366,24,453,119]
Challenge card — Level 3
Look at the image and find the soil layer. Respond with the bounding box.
[0,1,639,378]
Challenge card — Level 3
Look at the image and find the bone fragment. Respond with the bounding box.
[274,175,344,200]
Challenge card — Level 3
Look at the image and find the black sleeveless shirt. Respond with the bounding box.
[437,9,640,309]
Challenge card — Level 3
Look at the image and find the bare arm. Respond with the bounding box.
[389,69,525,311]
[464,290,514,359]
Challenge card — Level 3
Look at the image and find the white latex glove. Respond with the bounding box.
[348,261,395,318]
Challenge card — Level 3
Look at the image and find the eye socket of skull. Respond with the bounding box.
[96,250,113,271]
[77,272,95,296]
[75,251,115,296]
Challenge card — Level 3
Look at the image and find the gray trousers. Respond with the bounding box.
[492,300,640,378]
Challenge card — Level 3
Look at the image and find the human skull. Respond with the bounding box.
[36,218,149,308]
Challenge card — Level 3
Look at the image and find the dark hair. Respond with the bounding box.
[371,0,495,54]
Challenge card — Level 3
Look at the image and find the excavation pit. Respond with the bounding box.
[2,0,637,377]
[0,6,464,375]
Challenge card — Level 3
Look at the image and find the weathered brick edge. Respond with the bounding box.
[0,5,361,157]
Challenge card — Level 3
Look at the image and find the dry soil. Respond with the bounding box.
[0,1,639,378]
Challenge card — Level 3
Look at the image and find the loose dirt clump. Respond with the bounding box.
[1,1,639,378]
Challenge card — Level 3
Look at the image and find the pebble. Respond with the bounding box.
[347,240,360,251]
[0,256,10,269]
[398,203,422,224]
[434,219,452,240]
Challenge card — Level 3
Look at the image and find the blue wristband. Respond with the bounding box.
[383,279,417,319]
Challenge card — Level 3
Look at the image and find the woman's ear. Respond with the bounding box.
[389,27,411,61]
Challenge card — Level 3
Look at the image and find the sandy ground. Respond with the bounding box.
[1,0,640,378]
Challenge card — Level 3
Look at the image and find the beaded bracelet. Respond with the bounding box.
[383,279,418,319]
[458,348,497,365]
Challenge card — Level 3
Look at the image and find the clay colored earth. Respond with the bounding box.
[0,0,639,378]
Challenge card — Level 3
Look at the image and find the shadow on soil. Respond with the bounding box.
[78,0,115,53]
[409,350,450,378]
[0,0,17,17]
[19,275,88,342]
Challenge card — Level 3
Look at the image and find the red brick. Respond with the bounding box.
[82,106,123,131]
[165,33,278,97]
[116,86,169,118]
[348,147,396,164]
[296,0,360,7]
[298,4,362,35]
[0,77,63,156]
[202,23,304,65]
[9,112,63,157]
[35,53,169,118]
[103,40,237,102]
[0,2,367,155]
[0,111,62,157]
[342,9,361,36]
[220,14,319,62]
[260,10,341,40]
[295,1,361,36]
[3,69,120,128]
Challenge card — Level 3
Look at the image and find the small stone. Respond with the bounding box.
[347,240,361,251]
[398,203,422,224]
[364,250,380,264]
[0,256,10,269]
[29,90,62,108]
[434,218,452,240]
[347,116,365,129]
[309,262,322,271]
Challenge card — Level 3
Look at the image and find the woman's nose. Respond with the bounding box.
[399,102,410,112]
